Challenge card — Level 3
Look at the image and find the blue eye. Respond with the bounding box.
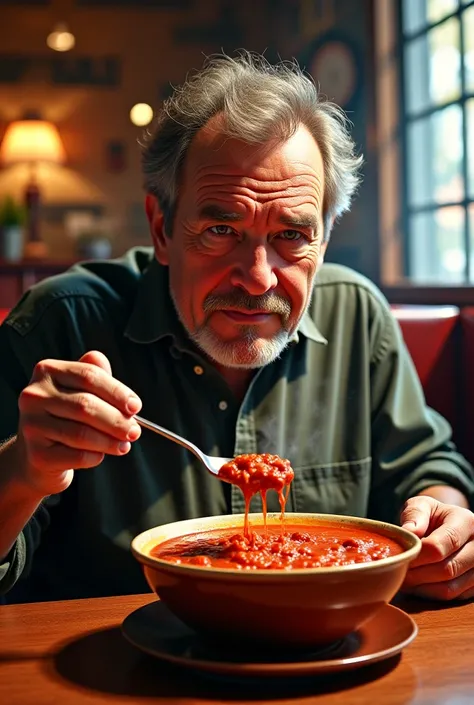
[208,225,235,236]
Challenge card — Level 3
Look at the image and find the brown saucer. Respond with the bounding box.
[121,601,417,678]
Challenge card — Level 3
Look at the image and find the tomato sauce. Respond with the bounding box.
[151,524,403,570]
[218,453,294,537]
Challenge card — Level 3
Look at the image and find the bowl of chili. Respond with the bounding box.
[132,452,420,648]
[132,511,420,649]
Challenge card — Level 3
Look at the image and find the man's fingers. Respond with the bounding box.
[409,509,474,568]
[455,584,474,600]
[404,542,474,587]
[400,496,432,538]
[27,441,106,472]
[39,393,142,441]
[23,416,135,456]
[27,359,142,416]
[405,566,474,601]
[79,350,113,375]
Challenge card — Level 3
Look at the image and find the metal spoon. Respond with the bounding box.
[134,414,232,478]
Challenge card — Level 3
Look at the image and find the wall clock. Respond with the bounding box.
[300,32,362,112]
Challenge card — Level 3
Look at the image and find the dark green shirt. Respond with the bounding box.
[1,247,473,602]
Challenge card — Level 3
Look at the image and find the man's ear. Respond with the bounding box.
[145,194,169,265]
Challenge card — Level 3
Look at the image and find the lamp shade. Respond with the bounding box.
[0,119,66,165]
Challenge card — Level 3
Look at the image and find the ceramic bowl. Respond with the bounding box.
[131,513,421,649]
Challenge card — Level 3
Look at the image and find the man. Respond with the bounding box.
[1,52,473,603]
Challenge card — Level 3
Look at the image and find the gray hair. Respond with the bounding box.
[140,51,363,241]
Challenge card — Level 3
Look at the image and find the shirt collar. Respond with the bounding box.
[292,308,328,345]
[125,258,327,347]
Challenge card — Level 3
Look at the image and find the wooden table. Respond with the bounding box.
[0,592,472,704]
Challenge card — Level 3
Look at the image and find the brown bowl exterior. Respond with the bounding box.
[131,513,421,649]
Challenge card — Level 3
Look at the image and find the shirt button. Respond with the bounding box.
[218,400,228,411]
[193,365,204,375]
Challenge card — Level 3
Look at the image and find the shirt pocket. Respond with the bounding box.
[289,458,372,517]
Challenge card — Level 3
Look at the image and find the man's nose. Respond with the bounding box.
[229,243,278,296]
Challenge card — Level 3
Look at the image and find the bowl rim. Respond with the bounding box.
[131,512,422,579]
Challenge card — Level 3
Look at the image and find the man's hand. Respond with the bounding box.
[16,350,142,497]
[401,495,474,600]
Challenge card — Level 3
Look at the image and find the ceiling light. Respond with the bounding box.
[47,23,75,52]
[130,103,154,127]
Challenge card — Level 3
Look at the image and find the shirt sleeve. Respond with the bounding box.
[368,303,474,523]
[0,502,57,596]
[0,320,58,595]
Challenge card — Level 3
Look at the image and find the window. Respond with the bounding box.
[401,0,474,283]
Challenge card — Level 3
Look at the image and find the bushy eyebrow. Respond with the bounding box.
[277,213,319,230]
[198,205,244,222]
[199,205,319,232]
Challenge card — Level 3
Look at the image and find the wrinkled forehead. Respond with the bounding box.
[182,115,325,189]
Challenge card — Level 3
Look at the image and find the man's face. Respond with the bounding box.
[147,118,327,369]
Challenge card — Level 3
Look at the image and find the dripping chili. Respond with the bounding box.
[217,453,294,537]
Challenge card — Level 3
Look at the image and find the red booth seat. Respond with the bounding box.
[0,309,9,324]
[391,305,460,441]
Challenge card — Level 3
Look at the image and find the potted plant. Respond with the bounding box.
[0,195,26,261]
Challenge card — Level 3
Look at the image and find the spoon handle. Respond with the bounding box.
[134,414,209,468]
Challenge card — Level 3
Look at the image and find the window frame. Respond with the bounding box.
[398,0,474,285]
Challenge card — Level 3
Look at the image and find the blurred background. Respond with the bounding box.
[0,0,472,306]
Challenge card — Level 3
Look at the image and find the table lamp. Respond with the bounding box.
[0,115,66,258]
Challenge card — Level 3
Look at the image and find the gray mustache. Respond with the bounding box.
[203,292,291,317]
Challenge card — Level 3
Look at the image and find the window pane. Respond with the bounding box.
[430,18,461,105]
[427,0,458,24]
[464,5,474,92]
[468,100,474,198]
[407,105,464,207]
[409,207,466,283]
[405,18,461,114]
[404,38,430,113]
[403,0,458,34]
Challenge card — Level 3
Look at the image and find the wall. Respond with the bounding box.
[0,0,379,280]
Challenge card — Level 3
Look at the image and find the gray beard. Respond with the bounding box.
[169,281,317,369]
[189,324,292,369]
[170,293,294,369]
